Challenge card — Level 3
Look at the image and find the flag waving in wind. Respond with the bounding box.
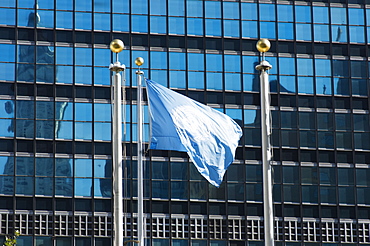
[145,79,243,187]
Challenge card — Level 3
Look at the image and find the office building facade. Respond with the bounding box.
[0,0,370,245]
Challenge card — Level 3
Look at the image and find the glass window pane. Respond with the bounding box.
[296,24,312,41]
[169,17,185,35]
[313,6,329,24]
[331,7,347,25]
[278,23,294,40]
[260,4,275,21]
[332,25,347,42]
[320,186,336,204]
[314,24,330,42]
[348,8,364,25]
[75,12,91,30]
[205,1,220,18]
[277,5,293,22]
[320,167,336,185]
[246,164,262,182]
[241,3,257,20]
[295,6,311,22]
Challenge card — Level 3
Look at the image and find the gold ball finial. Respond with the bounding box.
[256,38,271,53]
[110,39,124,53]
[135,57,144,67]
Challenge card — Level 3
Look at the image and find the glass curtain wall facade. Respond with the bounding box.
[0,0,370,245]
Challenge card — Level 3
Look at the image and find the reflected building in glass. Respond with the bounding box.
[0,0,370,245]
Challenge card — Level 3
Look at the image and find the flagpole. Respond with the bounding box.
[109,39,125,246]
[255,39,274,246]
[135,57,145,246]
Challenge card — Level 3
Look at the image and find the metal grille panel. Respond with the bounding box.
[1,210,370,243]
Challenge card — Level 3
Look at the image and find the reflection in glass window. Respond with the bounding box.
[296,24,312,41]
[278,57,295,75]
[320,186,336,204]
[246,183,262,202]
[224,20,239,38]
[150,16,166,34]
[313,6,329,24]
[335,114,351,131]
[260,4,275,21]
[295,6,311,23]
[94,13,110,31]
[298,77,313,94]
[0,44,15,62]
[152,180,169,199]
[171,181,188,199]
[206,72,222,90]
[331,7,347,25]
[241,3,257,20]
[224,73,241,91]
[352,79,367,96]
[131,0,147,14]
[348,8,364,25]
[332,25,347,43]
[56,11,73,29]
[188,53,204,71]
[186,0,202,17]
[75,159,92,177]
[223,2,239,19]
[169,71,186,89]
[316,77,331,95]
[349,26,365,44]
[75,67,92,84]
[302,186,318,203]
[205,1,220,19]
[75,12,92,30]
[300,131,316,148]
[149,0,167,15]
[278,23,294,40]
[0,63,15,81]
[277,5,293,22]
[242,21,258,38]
[354,132,370,150]
[333,78,349,96]
[75,122,92,140]
[338,187,355,204]
[318,131,334,149]
[75,178,92,197]
[150,52,167,70]
[315,59,331,77]
[188,71,204,89]
[351,61,367,78]
[113,14,129,32]
[38,10,54,28]
[228,183,244,201]
[224,55,240,73]
[280,111,297,129]
[279,76,296,93]
[314,24,329,42]
[168,17,185,35]
[16,177,33,195]
[131,15,148,33]
[56,0,72,10]
[75,48,92,66]
[353,114,370,132]
[260,22,276,39]
[297,58,313,76]
[94,122,111,141]
[284,185,300,203]
[336,132,352,149]
[187,18,203,36]
[168,0,184,16]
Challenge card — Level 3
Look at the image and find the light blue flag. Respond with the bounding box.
[145,79,243,187]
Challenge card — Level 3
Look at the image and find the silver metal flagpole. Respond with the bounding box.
[109,39,125,246]
[135,57,145,246]
[255,38,274,246]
